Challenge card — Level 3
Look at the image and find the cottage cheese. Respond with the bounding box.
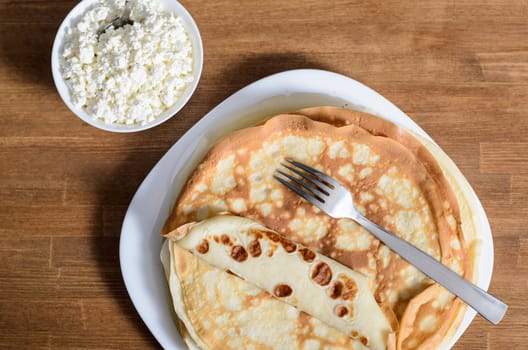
[60,0,194,126]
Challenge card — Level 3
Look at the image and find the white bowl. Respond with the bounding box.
[51,0,203,133]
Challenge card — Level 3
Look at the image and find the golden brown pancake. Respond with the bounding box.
[162,106,480,349]
[165,215,394,349]
[161,239,371,350]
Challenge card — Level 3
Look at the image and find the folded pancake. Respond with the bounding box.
[162,106,480,349]
[165,215,393,350]
[161,237,373,350]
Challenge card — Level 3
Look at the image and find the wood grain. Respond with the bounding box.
[1,0,527,348]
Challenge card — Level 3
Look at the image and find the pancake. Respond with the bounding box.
[165,215,394,349]
[161,239,371,350]
[161,106,480,349]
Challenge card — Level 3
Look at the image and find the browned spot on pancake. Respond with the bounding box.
[220,234,231,246]
[360,336,368,345]
[226,269,236,276]
[335,305,348,317]
[328,281,343,299]
[336,249,369,270]
[351,330,359,338]
[280,237,297,253]
[213,236,220,243]
[196,239,209,254]
[339,275,359,301]
[267,250,274,257]
[249,230,263,240]
[299,247,316,263]
[298,311,312,332]
[266,232,280,242]
[231,245,248,262]
[311,262,332,286]
[274,284,293,297]
[344,276,356,290]
[248,240,262,257]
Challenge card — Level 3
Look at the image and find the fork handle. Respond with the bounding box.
[354,214,507,324]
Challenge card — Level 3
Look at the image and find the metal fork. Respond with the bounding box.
[97,0,135,39]
[274,159,507,324]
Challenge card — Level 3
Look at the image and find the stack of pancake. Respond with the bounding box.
[160,106,481,350]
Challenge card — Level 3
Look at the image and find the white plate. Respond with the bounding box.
[51,0,203,133]
[120,69,493,349]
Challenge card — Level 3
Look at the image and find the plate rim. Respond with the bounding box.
[119,68,493,349]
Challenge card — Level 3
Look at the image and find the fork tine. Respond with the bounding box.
[285,159,339,188]
[273,173,325,208]
[276,169,327,200]
[281,163,331,194]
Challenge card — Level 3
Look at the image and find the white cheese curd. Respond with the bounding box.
[60,0,194,126]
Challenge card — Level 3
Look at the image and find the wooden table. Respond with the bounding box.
[1,0,527,348]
